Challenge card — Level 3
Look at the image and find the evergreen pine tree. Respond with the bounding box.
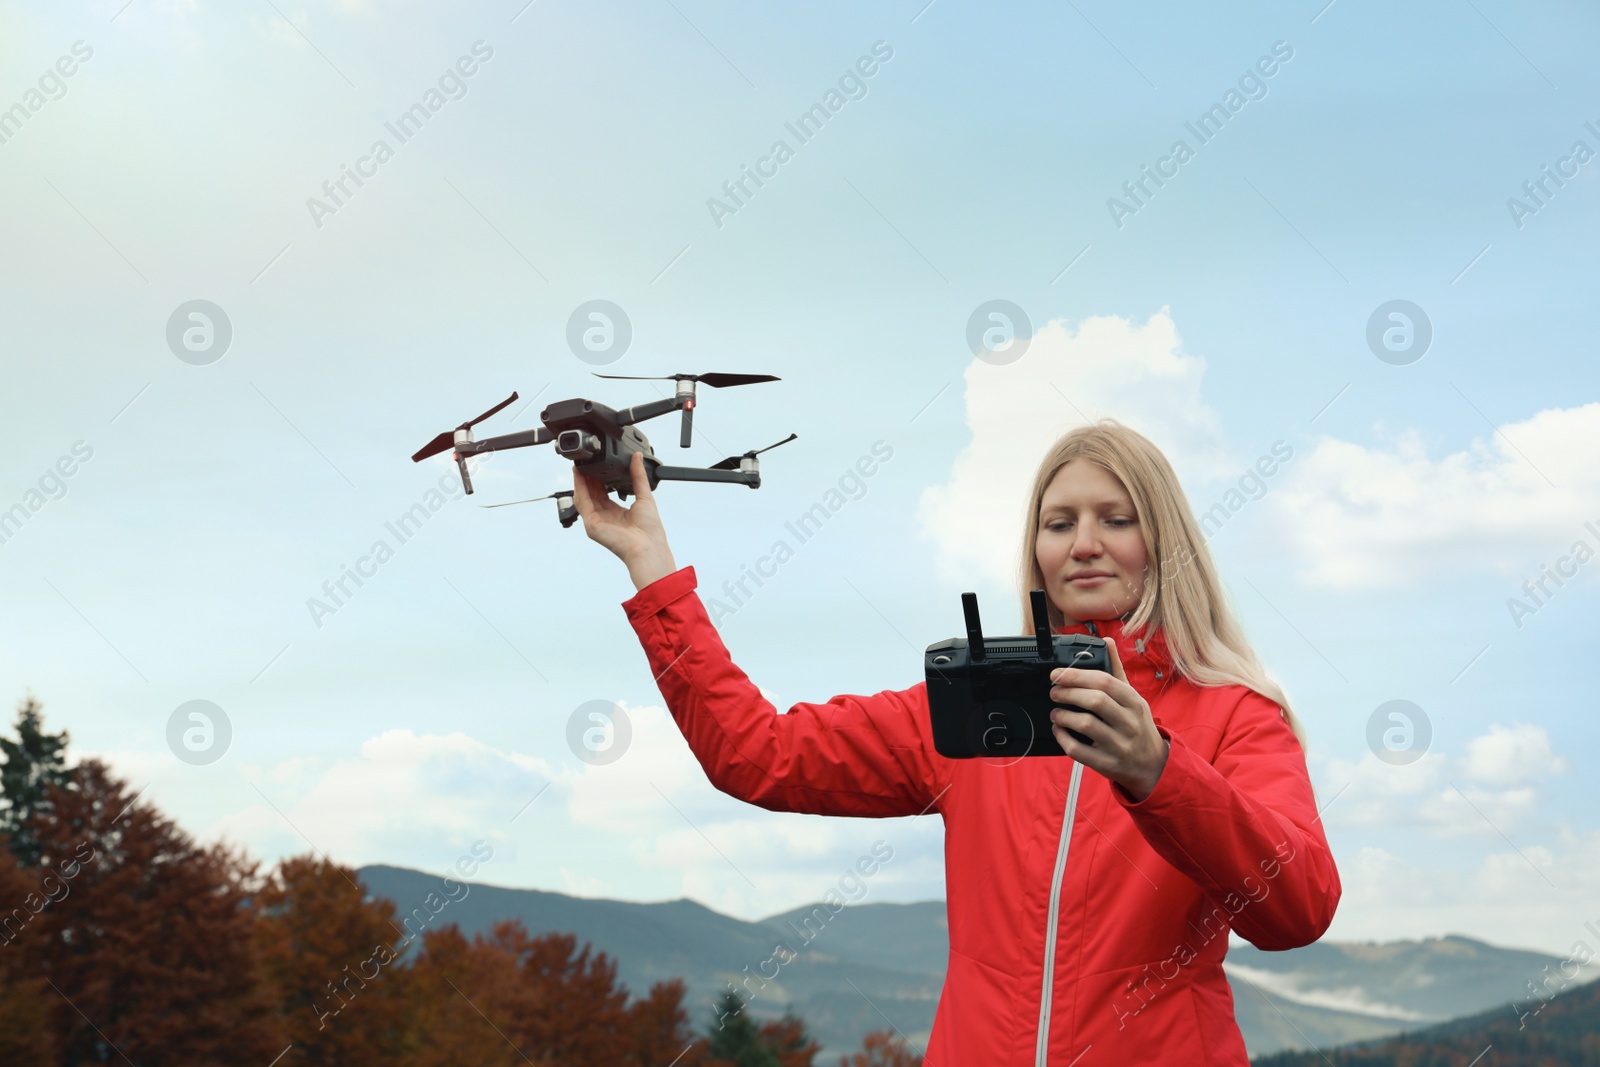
[758,1007,820,1066]
[706,988,781,1067]
[0,694,71,866]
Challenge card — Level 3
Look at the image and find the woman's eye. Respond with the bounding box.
[1045,518,1133,531]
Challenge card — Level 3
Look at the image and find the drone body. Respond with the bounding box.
[411,373,797,527]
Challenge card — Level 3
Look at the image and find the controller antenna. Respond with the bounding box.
[1030,589,1053,659]
[961,593,987,662]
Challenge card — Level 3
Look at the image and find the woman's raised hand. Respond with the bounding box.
[572,451,679,591]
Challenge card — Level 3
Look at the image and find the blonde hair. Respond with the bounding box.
[1017,419,1310,753]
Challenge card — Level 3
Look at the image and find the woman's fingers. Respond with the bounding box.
[573,467,604,522]
[572,462,590,502]
[1103,637,1128,683]
[1052,724,1111,770]
[1051,668,1137,712]
[1049,684,1120,721]
[1051,708,1107,744]
[571,463,593,517]
[629,451,652,500]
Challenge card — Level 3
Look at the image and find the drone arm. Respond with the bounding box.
[613,396,685,428]
[653,464,758,489]
[460,427,554,454]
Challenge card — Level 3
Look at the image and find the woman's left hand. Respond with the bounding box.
[1049,638,1169,801]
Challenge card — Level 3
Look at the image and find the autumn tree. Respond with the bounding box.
[253,854,416,1065]
[624,972,717,1067]
[0,846,54,1066]
[409,919,718,1067]
[17,758,285,1064]
[837,1028,924,1067]
[407,922,524,1066]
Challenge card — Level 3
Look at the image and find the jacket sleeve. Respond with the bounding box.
[1111,689,1341,950]
[622,565,949,818]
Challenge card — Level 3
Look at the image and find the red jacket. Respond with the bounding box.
[623,566,1340,1066]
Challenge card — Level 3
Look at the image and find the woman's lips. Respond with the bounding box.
[1068,573,1113,586]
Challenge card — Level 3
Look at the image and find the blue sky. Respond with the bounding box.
[1,0,1597,959]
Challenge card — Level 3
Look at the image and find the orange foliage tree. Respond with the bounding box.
[12,759,285,1065]
[0,846,54,1066]
[253,854,416,1065]
[408,920,715,1066]
[836,1028,924,1067]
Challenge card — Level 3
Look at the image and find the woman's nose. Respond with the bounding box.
[1070,525,1101,557]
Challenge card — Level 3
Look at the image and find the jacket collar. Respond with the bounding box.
[1053,614,1173,675]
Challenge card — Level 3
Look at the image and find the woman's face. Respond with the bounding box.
[1035,458,1148,623]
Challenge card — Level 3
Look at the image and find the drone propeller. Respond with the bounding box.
[412,391,520,463]
[709,433,798,471]
[591,372,779,388]
[592,372,779,448]
[480,489,573,509]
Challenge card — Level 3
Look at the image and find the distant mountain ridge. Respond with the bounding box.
[357,864,1596,1060]
[1252,953,1600,1066]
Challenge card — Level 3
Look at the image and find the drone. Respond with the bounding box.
[410,372,797,527]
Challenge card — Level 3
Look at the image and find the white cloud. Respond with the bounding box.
[1319,722,1568,839]
[164,708,948,919]
[565,700,706,835]
[1461,721,1572,787]
[1324,832,1600,958]
[1220,961,1431,1021]
[1270,403,1600,589]
[216,729,555,867]
[559,865,611,898]
[914,306,1600,597]
[261,8,312,49]
[916,308,1240,592]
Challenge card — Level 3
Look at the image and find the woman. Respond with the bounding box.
[573,420,1340,1067]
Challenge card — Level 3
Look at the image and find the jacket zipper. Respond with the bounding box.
[1036,618,1094,1066]
[1036,760,1084,1065]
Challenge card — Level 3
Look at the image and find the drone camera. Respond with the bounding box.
[556,429,602,462]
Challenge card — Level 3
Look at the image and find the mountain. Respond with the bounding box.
[357,864,1595,1061]
[1224,933,1598,1058]
[1250,952,1600,1065]
[359,864,947,1059]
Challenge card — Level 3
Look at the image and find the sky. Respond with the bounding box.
[1,0,1597,960]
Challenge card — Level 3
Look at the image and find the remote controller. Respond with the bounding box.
[924,589,1111,759]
